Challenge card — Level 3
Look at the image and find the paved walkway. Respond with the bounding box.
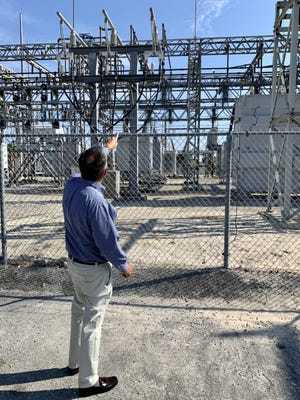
[0,290,299,400]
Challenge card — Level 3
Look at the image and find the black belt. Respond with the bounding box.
[68,254,106,266]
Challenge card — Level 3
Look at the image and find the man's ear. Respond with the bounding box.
[99,168,108,183]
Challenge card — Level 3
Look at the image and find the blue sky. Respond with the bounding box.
[0,0,278,44]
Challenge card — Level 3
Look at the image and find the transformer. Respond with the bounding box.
[232,94,300,194]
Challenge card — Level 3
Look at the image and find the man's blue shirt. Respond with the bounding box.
[63,173,128,272]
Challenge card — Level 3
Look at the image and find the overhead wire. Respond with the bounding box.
[135,58,166,134]
[63,59,149,135]
[60,43,167,138]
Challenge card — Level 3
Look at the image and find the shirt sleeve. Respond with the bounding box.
[102,146,109,156]
[89,202,128,272]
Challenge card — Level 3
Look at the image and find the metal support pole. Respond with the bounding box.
[224,132,233,269]
[282,133,293,219]
[0,134,7,265]
[194,0,197,39]
[88,53,99,146]
[56,11,87,47]
[128,51,140,196]
[283,0,300,219]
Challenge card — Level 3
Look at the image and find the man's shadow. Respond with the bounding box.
[0,368,79,400]
[1,388,78,400]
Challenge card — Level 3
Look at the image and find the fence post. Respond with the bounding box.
[0,133,7,265]
[224,131,233,269]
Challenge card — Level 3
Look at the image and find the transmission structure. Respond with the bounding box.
[0,2,298,196]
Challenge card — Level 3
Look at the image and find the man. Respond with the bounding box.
[63,134,133,398]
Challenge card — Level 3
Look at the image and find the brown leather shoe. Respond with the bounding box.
[79,376,118,397]
[67,366,79,376]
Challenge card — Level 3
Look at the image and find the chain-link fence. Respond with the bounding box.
[0,130,299,307]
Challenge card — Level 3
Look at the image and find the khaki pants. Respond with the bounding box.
[67,258,112,388]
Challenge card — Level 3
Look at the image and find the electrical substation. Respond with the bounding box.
[0,2,299,216]
[0,0,300,268]
[1,4,300,399]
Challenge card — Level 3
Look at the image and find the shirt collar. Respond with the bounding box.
[90,180,106,193]
[72,172,106,193]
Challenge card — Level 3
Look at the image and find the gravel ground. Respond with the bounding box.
[0,262,299,400]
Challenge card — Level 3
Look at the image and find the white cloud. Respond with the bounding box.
[195,0,236,36]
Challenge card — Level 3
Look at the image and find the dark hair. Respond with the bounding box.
[78,146,107,181]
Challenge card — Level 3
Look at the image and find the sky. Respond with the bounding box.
[0,0,278,45]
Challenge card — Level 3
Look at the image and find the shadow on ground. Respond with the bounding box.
[0,368,78,399]
[0,260,300,308]
[0,389,78,400]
